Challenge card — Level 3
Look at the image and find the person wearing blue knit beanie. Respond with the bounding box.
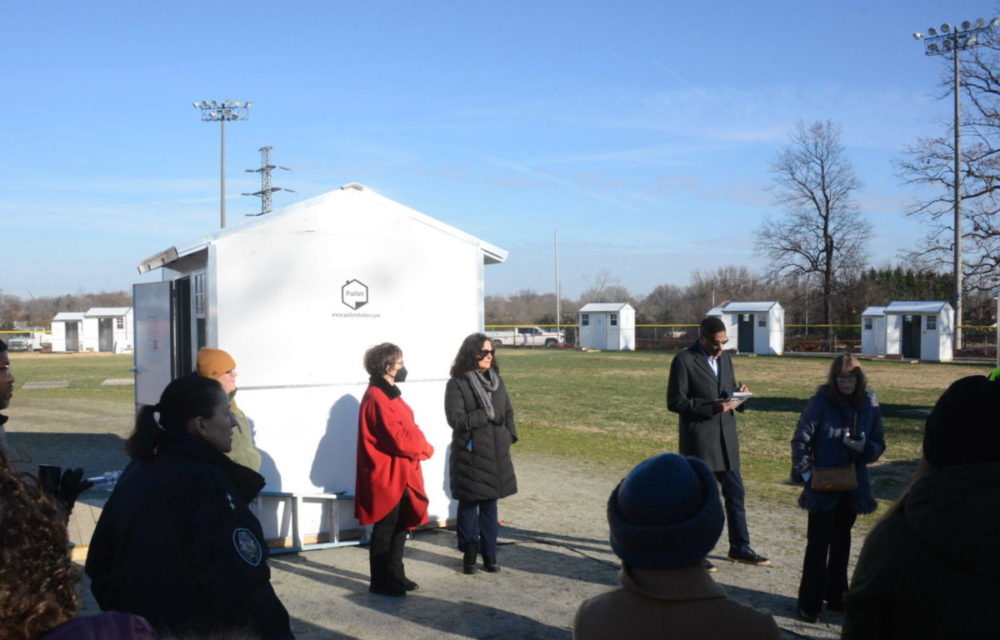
[573,453,779,640]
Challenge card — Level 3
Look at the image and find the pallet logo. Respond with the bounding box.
[341,279,369,310]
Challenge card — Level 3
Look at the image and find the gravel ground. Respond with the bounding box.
[7,424,850,639]
[58,447,845,639]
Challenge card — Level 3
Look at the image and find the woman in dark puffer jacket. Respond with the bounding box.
[445,333,518,574]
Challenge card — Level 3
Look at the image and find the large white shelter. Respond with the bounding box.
[50,312,86,352]
[883,301,954,361]
[83,307,134,353]
[707,301,784,355]
[133,183,506,549]
[860,306,887,356]
[578,302,635,351]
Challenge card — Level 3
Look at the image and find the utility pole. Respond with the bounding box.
[913,17,1000,349]
[243,146,294,216]
[554,229,562,342]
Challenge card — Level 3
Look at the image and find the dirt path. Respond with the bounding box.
[71,450,849,639]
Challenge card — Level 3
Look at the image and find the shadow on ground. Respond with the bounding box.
[6,432,129,480]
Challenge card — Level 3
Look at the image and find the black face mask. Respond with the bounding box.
[394,366,408,383]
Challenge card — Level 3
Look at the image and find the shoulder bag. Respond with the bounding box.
[811,412,859,492]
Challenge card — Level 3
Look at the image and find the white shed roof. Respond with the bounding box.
[141,183,508,271]
[84,307,131,318]
[884,301,951,314]
[52,312,85,321]
[861,306,886,317]
[579,302,633,313]
[720,301,782,313]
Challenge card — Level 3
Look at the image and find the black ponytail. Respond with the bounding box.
[124,376,226,461]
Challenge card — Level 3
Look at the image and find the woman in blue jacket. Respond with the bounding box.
[790,354,885,623]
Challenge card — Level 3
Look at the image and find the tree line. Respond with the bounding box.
[486,265,994,327]
[0,290,131,330]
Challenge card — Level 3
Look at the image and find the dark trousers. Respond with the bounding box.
[714,470,751,552]
[456,499,499,559]
[797,494,857,615]
[369,492,412,586]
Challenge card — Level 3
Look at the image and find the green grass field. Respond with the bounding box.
[495,349,990,511]
[7,349,990,513]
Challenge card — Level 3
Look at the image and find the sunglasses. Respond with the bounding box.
[476,349,496,358]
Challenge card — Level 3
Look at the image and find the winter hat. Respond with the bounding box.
[196,347,236,380]
[607,453,724,569]
[923,375,1000,468]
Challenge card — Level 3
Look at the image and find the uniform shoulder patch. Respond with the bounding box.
[233,528,263,566]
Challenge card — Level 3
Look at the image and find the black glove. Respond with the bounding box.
[55,468,94,514]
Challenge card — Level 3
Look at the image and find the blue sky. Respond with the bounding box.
[1,1,987,299]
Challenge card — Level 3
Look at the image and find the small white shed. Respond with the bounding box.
[707,301,784,355]
[133,183,506,548]
[883,301,954,361]
[50,312,86,352]
[578,302,635,351]
[82,307,134,353]
[860,306,887,355]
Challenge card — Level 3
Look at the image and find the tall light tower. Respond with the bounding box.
[193,100,253,228]
[913,17,1000,348]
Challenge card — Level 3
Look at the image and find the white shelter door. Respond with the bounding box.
[133,282,174,406]
[592,313,607,348]
[66,322,79,352]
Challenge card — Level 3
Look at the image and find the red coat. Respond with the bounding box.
[354,379,434,527]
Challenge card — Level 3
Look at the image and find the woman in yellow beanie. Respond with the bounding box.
[197,347,262,471]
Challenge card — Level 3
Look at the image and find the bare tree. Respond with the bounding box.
[757,120,871,343]
[579,270,632,304]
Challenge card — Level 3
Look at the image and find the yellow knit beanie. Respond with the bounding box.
[197,347,236,380]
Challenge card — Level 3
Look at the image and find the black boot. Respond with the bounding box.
[463,543,478,574]
[483,557,499,573]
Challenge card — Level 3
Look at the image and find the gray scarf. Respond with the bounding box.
[465,368,499,421]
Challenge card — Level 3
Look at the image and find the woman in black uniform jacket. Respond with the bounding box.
[85,376,293,639]
[445,333,518,574]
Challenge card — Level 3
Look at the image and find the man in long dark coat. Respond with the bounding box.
[667,316,769,567]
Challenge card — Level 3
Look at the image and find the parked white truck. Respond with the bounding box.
[485,326,565,348]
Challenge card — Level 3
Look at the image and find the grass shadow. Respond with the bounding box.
[746,397,808,413]
[868,458,920,502]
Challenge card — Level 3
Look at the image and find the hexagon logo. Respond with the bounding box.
[341,279,369,310]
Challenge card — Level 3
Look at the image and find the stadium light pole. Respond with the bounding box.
[913,17,1000,348]
[193,100,253,229]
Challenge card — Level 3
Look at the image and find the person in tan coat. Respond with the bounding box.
[197,347,262,471]
[573,453,779,640]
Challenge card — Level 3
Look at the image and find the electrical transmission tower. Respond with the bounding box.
[243,146,294,216]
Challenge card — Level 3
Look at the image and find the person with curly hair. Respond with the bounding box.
[444,333,518,574]
[0,449,158,640]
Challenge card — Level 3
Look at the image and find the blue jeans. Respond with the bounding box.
[456,499,499,560]
[715,470,751,553]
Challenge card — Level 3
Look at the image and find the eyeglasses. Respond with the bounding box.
[704,339,729,347]
[836,374,856,382]
[476,349,496,358]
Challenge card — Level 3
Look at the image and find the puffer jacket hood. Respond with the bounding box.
[904,462,1000,580]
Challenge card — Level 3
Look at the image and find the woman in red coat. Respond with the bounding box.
[355,343,434,597]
